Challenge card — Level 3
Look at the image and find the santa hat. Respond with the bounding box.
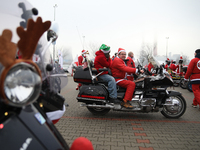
[166,58,170,62]
[180,56,183,60]
[82,50,88,54]
[70,137,94,150]
[99,44,110,53]
[118,48,126,54]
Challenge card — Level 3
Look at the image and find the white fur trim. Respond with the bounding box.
[101,49,110,53]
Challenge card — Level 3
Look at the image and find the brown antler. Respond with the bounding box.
[0,29,17,67]
[17,17,51,59]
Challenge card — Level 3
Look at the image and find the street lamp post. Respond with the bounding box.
[166,37,169,59]
[53,4,57,63]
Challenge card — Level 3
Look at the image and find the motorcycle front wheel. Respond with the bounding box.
[87,107,110,115]
[161,95,186,118]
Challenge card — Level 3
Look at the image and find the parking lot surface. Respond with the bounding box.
[56,76,200,150]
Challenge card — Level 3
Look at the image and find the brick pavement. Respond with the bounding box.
[56,76,200,150]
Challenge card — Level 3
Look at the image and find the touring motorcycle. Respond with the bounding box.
[0,0,69,149]
[73,58,186,118]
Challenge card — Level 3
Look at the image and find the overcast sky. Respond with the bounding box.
[28,0,200,60]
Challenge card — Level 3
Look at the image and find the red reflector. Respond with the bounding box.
[0,124,4,129]
[81,95,105,99]
[74,79,92,83]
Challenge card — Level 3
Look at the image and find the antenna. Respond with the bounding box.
[76,26,84,49]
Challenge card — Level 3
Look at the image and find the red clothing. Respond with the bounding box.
[185,57,200,106]
[111,57,136,101]
[94,50,112,75]
[184,57,200,81]
[192,84,200,106]
[78,55,83,66]
[164,64,169,71]
[126,56,135,68]
[148,63,154,72]
[169,63,176,71]
[176,64,184,75]
[126,56,135,81]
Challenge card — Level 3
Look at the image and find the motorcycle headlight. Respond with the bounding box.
[2,62,41,107]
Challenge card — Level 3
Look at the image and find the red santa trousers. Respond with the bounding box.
[117,80,135,101]
[192,84,200,106]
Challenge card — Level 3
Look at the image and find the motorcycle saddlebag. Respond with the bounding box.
[77,85,109,102]
[73,66,92,84]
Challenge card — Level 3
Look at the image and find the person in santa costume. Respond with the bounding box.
[76,50,89,90]
[126,51,136,81]
[176,56,184,76]
[169,60,176,72]
[184,49,200,109]
[94,44,118,103]
[111,48,144,109]
[164,58,171,72]
[148,61,154,72]
[78,50,88,66]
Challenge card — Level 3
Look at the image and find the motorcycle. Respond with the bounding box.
[0,0,69,149]
[73,57,186,118]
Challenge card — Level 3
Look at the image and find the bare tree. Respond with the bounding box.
[87,42,101,59]
[56,46,73,64]
[139,44,154,66]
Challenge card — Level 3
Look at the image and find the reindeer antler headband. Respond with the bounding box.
[0,17,51,99]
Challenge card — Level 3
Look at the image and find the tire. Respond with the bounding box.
[87,107,110,115]
[173,82,179,87]
[161,95,186,118]
[180,79,187,89]
[187,81,193,92]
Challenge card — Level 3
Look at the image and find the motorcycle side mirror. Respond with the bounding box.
[47,21,59,42]
[46,64,53,71]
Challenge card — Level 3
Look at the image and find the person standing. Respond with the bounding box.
[176,56,184,76]
[126,51,135,81]
[164,58,170,72]
[94,44,118,103]
[111,48,144,109]
[184,49,200,109]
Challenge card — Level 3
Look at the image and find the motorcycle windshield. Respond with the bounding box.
[147,56,161,69]
[0,0,68,93]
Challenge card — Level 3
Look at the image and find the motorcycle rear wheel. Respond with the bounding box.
[161,95,186,118]
[180,79,187,89]
[87,107,110,115]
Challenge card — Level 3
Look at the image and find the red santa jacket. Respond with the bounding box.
[111,57,136,83]
[169,63,176,71]
[184,57,200,83]
[78,55,83,66]
[126,56,135,68]
[94,50,112,75]
[148,63,154,72]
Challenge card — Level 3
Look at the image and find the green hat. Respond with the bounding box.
[99,44,110,53]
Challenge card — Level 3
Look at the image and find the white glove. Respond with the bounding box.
[184,78,188,81]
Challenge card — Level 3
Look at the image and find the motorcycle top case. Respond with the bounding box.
[78,84,109,100]
[73,66,92,84]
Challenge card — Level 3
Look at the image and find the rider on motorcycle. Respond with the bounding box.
[126,51,135,81]
[111,48,144,109]
[94,44,118,103]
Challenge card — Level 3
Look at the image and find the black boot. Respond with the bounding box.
[109,97,121,104]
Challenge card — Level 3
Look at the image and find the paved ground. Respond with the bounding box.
[56,76,200,150]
